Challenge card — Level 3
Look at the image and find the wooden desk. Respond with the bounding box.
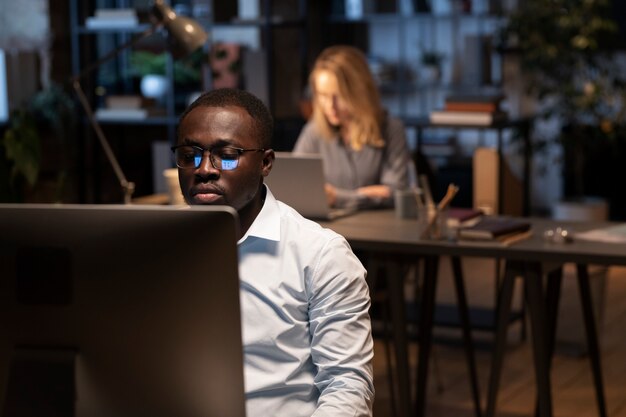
[318,210,626,417]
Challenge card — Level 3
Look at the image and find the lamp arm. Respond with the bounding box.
[72,25,157,83]
[72,79,135,204]
[70,25,158,204]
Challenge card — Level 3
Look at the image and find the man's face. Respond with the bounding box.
[176,105,271,212]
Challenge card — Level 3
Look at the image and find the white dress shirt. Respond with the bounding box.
[238,186,374,417]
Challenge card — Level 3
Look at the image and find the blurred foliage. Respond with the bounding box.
[0,83,76,202]
[129,48,206,85]
[1,110,41,201]
[499,0,626,197]
[500,0,626,127]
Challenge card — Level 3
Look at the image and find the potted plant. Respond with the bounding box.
[129,49,206,103]
[499,0,626,219]
[1,110,40,202]
[1,83,77,203]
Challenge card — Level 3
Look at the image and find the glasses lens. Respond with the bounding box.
[213,147,240,171]
[175,146,202,168]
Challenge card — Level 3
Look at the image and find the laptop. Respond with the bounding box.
[265,152,357,220]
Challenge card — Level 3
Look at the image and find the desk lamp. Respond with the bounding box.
[71,0,208,204]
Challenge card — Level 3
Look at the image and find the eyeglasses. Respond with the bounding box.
[171,145,265,170]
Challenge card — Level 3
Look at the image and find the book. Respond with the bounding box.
[85,17,139,29]
[459,229,533,246]
[444,101,500,112]
[429,110,507,126]
[444,93,505,104]
[86,9,138,29]
[94,8,137,19]
[95,108,148,121]
[458,217,531,240]
[446,207,483,228]
[444,93,504,113]
[105,95,145,110]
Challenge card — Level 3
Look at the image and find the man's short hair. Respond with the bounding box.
[178,88,274,149]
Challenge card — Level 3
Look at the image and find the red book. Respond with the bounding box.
[444,93,504,113]
[444,102,500,112]
[447,207,483,227]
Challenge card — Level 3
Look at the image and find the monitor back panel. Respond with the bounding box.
[0,204,246,417]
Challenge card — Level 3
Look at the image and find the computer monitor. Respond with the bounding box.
[0,204,246,417]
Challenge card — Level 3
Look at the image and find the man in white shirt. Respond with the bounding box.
[173,88,374,416]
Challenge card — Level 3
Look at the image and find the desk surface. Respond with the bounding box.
[319,209,624,417]
[318,210,626,266]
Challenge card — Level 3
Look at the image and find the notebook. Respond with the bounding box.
[265,152,357,220]
[458,216,531,240]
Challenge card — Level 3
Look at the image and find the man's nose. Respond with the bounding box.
[195,152,219,175]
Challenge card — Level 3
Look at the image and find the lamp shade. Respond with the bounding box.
[151,0,209,59]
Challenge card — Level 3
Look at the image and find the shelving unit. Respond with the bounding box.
[320,1,507,119]
[69,0,184,202]
[69,0,518,203]
[316,1,523,208]
[69,0,310,202]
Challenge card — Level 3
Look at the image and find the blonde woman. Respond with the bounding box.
[293,45,411,209]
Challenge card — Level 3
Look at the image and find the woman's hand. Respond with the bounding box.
[324,183,337,206]
[357,185,391,199]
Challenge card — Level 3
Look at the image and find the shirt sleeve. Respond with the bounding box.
[293,122,322,154]
[333,188,371,210]
[333,117,411,210]
[307,236,375,417]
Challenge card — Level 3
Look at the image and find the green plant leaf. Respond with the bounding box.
[129,49,206,84]
[3,111,41,187]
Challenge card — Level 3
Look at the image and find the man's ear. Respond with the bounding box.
[261,149,274,177]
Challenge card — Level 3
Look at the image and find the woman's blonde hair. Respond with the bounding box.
[310,45,385,150]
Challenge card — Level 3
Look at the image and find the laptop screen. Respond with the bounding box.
[265,152,350,220]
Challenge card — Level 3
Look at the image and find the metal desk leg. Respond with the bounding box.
[535,265,563,415]
[577,264,608,417]
[414,255,439,417]
[524,261,553,417]
[366,257,399,417]
[451,256,482,417]
[385,257,412,417]
[485,261,518,417]
[545,266,563,358]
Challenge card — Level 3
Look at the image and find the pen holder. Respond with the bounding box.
[163,168,185,205]
[417,207,449,240]
[394,188,422,219]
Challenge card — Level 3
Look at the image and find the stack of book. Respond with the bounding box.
[95,95,149,121]
[429,94,507,126]
[457,216,532,245]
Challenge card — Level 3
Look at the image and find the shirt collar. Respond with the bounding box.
[238,184,281,244]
